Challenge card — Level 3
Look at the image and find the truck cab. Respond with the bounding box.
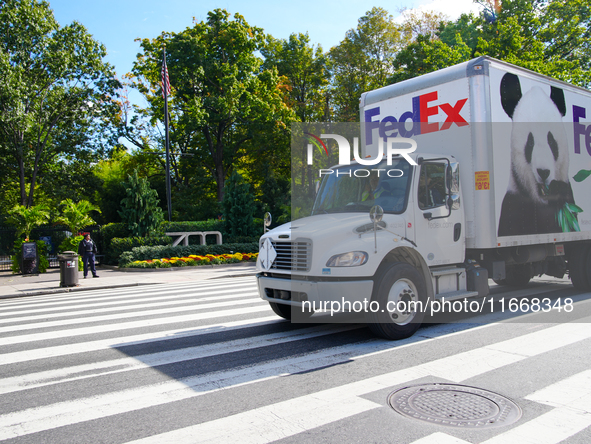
[256,154,484,339]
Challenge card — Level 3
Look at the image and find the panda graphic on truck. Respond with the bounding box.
[497,72,579,236]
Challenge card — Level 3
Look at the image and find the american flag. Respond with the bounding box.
[161,53,171,99]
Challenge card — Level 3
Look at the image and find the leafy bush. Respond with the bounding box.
[58,235,84,253]
[58,235,84,271]
[223,235,260,244]
[127,260,172,269]
[119,242,258,266]
[11,239,49,274]
[107,236,171,265]
[162,220,224,233]
[222,171,255,237]
[99,223,128,252]
[119,170,164,237]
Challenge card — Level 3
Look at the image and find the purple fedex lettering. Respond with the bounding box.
[365,107,380,145]
[573,105,591,155]
[365,92,468,145]
[398,96,421,138]
[365,98,421,145]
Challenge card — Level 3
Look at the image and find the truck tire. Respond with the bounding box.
[569,244,591,291]
[269,302,314,321]
[366,262,427,340]
[492,264,531,287]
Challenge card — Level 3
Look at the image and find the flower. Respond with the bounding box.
[126,252,257,268]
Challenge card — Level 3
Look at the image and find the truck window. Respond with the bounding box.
[312,159,411,215]
[418,163,446,210]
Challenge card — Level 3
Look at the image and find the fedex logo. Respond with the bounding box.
[573,105,591,155]
[365,91,469,145]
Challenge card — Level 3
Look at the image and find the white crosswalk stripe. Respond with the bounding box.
[1,276,590,443]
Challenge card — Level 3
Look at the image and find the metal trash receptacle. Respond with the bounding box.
[58,251,79,287]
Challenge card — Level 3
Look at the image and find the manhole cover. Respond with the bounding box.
[387,383,522,428]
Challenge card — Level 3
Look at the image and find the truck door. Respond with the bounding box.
[415,162,464,266]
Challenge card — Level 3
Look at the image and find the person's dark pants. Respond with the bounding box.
[83,252,97,277]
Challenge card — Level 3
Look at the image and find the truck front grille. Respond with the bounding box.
[271,240,312,272]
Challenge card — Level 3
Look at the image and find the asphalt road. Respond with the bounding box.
[0,276,590,443]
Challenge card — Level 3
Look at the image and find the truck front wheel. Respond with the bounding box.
[366,262,427,340]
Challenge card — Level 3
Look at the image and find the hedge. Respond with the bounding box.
[107,236,172,265]
[119,242,259,267]
[162,220,224,233]
[99,223,128,253]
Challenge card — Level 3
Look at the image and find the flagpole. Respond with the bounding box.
[163,45,172,222]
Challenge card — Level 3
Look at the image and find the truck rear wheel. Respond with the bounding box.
[269,302,314,321]
[366,262,426,340]
[569,244,591,291]
[492,264,531,287]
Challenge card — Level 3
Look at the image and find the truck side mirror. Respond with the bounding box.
[264,212,272,233]
[445,193,461,211]
[445,162,460,194]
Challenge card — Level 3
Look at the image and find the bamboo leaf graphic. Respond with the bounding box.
[573,169,591,182]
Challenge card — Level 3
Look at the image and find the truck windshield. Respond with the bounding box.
[312,159,412,215]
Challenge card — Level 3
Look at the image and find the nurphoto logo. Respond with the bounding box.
[305,132,418,178]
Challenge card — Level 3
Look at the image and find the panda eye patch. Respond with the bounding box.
[548,132,559,161]
[525,132,534,164]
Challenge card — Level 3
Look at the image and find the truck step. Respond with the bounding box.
[434,291,479,302]
[431,267,465,277]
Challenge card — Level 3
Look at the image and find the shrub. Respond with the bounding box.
[11,239,49,274]
[107,236,171,265]
[119,170,164,237]
[222,171,255,237]
[119,242,259,267]
[58,235,84,271]
[58,235,84,253]
[99,223,128,253]
[162,220,224,233]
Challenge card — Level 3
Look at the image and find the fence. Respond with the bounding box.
[0,254,103,273]
[0,226,102,274]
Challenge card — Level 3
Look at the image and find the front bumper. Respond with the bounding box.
[256,273,374,307]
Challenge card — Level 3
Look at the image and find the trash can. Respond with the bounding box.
[58,251,79,287]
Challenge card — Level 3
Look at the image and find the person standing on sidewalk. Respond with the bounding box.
[78,233,99,278]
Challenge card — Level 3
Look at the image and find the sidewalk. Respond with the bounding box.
[0,263,257,299]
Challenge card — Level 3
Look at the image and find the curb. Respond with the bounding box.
[0,270,259,299]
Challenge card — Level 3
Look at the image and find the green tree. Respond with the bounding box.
[129,9,293,203]
[222,171,256,238]
[0,0,121,207]
[119,170,164,237]
[6,204,50,239]
[392,0,591,87]
[329,7,404,121]
[262,33,331,122]
[391,33,472,83]
[256,163,290,221]
[55,199,101,235]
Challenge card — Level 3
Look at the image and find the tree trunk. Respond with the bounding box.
[18,157,27,206]
[216,163,225,203]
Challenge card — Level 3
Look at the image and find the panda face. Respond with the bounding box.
[509,87,569,203]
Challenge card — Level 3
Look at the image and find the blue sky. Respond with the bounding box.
[48,0,480,84]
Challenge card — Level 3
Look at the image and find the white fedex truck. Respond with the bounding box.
[256,56,591,339]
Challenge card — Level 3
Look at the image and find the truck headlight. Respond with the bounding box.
[326,251,368,267]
